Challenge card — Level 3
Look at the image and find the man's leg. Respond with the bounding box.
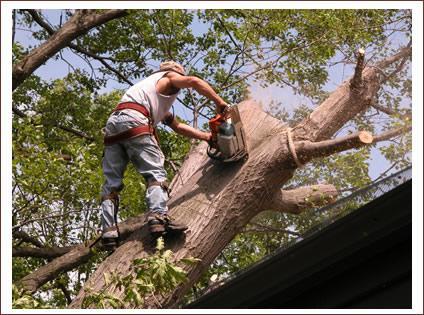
[125,135,187,235]
[101,142,129,247]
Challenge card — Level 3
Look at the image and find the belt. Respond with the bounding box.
[104,102,155,145]
[113,102,150,118]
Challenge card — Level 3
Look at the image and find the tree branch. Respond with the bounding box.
[292,125,410,166]
[13,246,75,259]
[13,108,94,141]
[293,131,373,165]
[350,48,365,91]
[13,9,128,90]
[18,244,92,294]
[27,9,134,86]
[371,102,411,119]
[266,184,338,214]
[293,45,412,142]
[16,212,148,293]
[13,230,44,248]
[244,222,301,236]
[376,45,412,69]
[56,280,73,305]
[372,125,411,143]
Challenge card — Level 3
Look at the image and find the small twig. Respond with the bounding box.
[245,222,301,237]
[13,208,89,230]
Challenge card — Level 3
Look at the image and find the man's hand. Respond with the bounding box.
[216,102,229,114]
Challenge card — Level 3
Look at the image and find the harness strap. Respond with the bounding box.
[104,125,154,145]
[104,102,157,145]
[113,102,150,118]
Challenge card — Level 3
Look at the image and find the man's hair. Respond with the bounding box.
[159,61,185,75]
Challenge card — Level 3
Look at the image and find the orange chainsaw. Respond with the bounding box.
[207,105,248,162]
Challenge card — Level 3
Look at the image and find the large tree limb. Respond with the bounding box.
[26,9,134,86]
[292,44,411,142]
[16,212,148,293]
[13,230,43,248]
[12,9,128,90]
[13,246,75,259]
[289,126,410,167]
[293,131,373,165]
[18,244,92,294]
[267,184,338,214]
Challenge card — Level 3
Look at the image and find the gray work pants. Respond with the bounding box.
[101,111,168,234]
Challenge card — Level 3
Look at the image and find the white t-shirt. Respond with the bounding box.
[119,71,179,126]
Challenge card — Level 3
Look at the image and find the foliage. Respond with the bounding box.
[82,238,200,308]
[12,284,51,309]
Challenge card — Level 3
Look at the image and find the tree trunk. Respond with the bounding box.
[66,47,411,308]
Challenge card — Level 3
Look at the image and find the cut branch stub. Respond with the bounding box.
[294,131,374,165]
[267,184,338,214]
[351,48,366,91]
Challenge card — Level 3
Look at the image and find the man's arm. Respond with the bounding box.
[164,113,211,142]
[165,72,228,113]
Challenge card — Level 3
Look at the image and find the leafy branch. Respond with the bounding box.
[82,238,200,308]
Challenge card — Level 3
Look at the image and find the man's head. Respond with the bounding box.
[159,61,185,75]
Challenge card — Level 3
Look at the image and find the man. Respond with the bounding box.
[100,61,228,249]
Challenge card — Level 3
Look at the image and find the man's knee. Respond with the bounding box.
[147,179,170,196]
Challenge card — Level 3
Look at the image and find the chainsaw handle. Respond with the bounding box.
[207,145,224,161]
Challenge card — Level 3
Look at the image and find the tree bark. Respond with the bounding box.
[66,47,411,308]
[268,184,338,214]
[12,9,128,91]
[13,246,75,259]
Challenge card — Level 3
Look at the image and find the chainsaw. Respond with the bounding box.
[207,104,248,162]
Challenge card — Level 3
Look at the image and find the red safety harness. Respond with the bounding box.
[103,102,157,146]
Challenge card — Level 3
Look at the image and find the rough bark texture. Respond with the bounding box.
[12,9,128,91]
[66,48,411,308]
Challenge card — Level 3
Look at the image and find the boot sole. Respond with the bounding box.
[149,223,165,234]
[166,226,188,233]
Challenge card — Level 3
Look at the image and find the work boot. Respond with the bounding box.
[101,227,119,251]
[164,214,188,233]
[147,213,166,237]
[146,213,188,237]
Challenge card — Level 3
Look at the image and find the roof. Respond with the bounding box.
[188,171,412,309]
